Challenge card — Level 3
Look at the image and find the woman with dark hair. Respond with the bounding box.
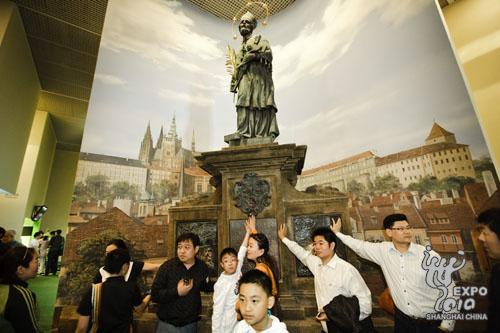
[244,215,280,309]
[0,246,41,332]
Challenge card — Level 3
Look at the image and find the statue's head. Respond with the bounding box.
[239,11,257,37]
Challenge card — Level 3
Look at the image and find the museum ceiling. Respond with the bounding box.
[186,0,296,20]
[12,0,109,151]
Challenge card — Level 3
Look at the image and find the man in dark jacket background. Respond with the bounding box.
[477,208,500,333]
[46,229,64,276]
[151,232,213,333]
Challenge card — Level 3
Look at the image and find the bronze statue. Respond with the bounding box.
[227,11,279,143]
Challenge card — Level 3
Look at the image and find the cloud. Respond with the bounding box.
[100,0,223,75]
[273,0,430,89]
[158,88,214,107]
[94,73,127,86]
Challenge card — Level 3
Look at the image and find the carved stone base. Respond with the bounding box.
[168,142,350,325]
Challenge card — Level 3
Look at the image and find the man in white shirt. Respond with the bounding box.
[331,214,455,332]
[278,224,373,333]
[28,231,43,254]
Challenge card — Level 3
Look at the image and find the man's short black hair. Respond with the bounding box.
[50,231,56,235]
[176,232,200,248]
[0,227,6,238]
[34,231,43,238]
[238,269,272,297]
[107,239,128,250]
[104,248,131,274]
[477,208,500,239]
[311,227,337,245]
[219,247,238,262]
[56,229,62,235]
[383,214,408,230]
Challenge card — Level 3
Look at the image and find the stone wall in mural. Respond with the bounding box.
[176,221,218,277]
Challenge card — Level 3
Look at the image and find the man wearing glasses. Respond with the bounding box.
[331,214,455,332]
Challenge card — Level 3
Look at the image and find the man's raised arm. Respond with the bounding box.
[330,218,383,265]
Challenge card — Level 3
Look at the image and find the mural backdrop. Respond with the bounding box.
[58,1,498,330]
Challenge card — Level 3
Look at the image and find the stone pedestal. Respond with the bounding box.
[168,143,350,330]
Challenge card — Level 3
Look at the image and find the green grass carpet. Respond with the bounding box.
[30,275,59,332]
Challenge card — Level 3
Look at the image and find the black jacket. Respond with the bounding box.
[324,294,362,333]
[1,279,41,333]
[77,276,142,333]
[488,263,500,333]
[151,257,213,326]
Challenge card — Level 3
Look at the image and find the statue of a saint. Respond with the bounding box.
[227,11,279,143]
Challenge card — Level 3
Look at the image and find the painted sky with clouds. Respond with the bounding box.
[81,0,490,169]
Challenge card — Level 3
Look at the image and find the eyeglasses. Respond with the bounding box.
[391,226,412,231]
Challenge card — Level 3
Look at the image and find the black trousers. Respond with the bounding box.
[322,316,376,333]
[394,308,441,333]
[46,252,59,275]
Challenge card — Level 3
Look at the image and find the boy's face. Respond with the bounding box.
[239,282,275,331]
[177,240,199,264]
[312,235,335,259]
[220,253,238,275]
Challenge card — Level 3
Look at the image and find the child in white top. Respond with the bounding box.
[211,221,251,333]
[234,269,288,333]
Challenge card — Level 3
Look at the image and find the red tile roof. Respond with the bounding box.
[302,151,376,176]
[68,215,87,224]
[478,190,500,213]
[376,142,467,166]
[355,204,426,231]
[419,201,475,231]
[80,204,107,214]
[464,183,490,215]
[425,122,454,141]
[184,166,210,177]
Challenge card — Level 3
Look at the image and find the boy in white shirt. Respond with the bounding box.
[234,269,288,333]
[212,221,251,333]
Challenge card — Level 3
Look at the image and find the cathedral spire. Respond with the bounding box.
[191,129,196,152]
[139,121,153,164]
[156,125,164,149]
[145,121,152,139]
[168,113,177,138]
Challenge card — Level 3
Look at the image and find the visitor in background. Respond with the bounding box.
[477,208,500,333]
[38,235,49,275]
[28,231,43,255]
[94,238,159,284]
[152,232,214,333]
[75,248,149,333]
[46,229,64,276]
[1,230,22,249]
[0,227,9,255]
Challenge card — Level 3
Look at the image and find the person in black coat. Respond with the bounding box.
[477,208,500,333]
